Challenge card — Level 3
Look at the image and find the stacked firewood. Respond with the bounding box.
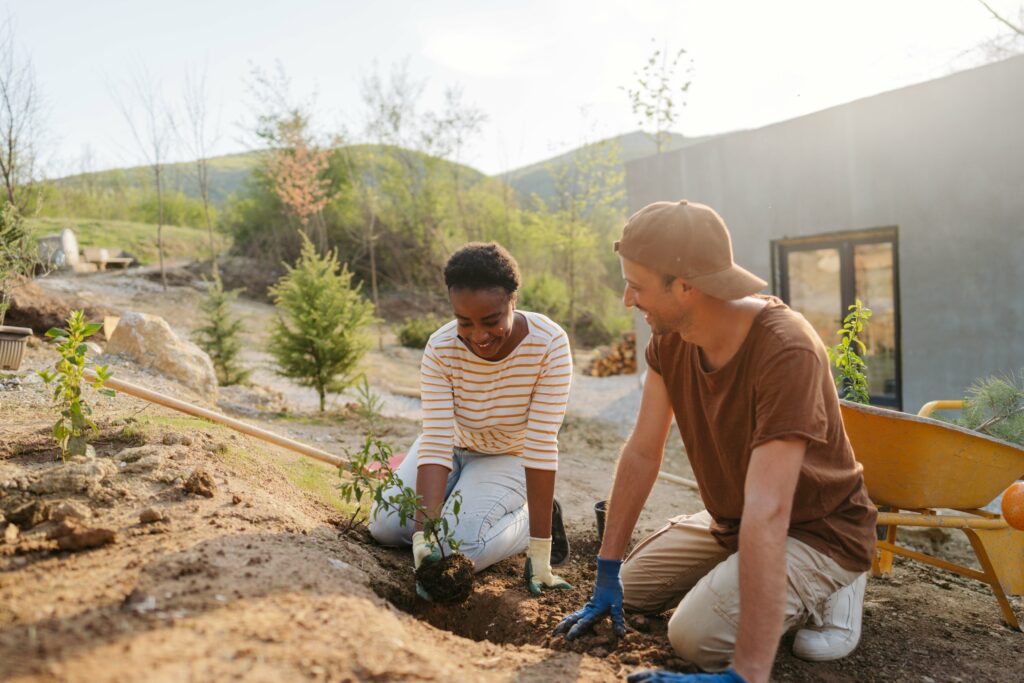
[588,332,637,377]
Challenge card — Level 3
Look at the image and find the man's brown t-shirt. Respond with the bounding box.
[646,296,877,571]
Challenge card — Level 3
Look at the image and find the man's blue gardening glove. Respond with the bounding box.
[412,530,441,601]
[626,668,746,682]
[552,557,625,639]
[524,537,572,596]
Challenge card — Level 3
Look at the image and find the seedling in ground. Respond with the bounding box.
[37,310,115,460]
[338,436,474,603]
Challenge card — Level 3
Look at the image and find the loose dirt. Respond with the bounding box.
[2,268,1022,682]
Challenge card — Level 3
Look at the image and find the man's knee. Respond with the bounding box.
[621,560,676,614]
[666,563,740,672]
[667,601,734,672]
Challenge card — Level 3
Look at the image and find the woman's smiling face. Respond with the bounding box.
[449,286,516,360]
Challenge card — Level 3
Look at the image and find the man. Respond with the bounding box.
[554,200,877,683]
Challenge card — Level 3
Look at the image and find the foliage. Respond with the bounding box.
[36,311,114,460]
[827,299,873,404]
[0,203,41,326]
[397,314,443,349]
[955,369,1024,446]
[351,375,385,433]
[338,436,462,556]
[192,273,250,386]
[519,272,569,323]
[624,39,693,153]
[268,232,375,411]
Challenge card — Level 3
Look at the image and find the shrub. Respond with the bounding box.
[37,311,114,460]
[268,232,375,411]
[397,315,444,349]
[192,274,251,386]
[519,273,569,322]
[955,369,1024,446]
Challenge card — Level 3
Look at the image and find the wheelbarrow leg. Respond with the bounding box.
[962,528,1022,631]
[873,514,899,576]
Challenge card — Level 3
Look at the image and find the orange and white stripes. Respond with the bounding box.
[418,311,572,471]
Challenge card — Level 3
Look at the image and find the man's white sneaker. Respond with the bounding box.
[792,572,867,661]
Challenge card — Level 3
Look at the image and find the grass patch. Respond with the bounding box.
[282,457,354,515]
[27,216,227,265]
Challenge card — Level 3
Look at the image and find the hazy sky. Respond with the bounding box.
[4,0,1020,177]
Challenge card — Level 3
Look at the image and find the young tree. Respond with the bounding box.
[624,39,693,153]
[268,232,374,412]
[246,63,336,252]
[0,17,43,213]
[114,65,175,291]
[181,62,221,275]
[192,274,250,386]
[546,131,625,344]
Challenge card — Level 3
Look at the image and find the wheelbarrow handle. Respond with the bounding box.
[917,400,963,418]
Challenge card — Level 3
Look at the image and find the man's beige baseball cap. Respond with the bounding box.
[614,199,767,300]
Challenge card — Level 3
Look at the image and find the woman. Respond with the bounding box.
[369,242,572,596]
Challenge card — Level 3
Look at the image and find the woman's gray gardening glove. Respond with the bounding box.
[412,531,441,601]
[524,537,572,595]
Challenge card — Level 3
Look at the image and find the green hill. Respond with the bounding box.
[48,131,713,209]
[498,130,715,203]
[51,151,264,207]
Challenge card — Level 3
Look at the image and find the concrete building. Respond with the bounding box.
[625,54,1024,413]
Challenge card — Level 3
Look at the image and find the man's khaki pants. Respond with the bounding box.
[621,510,863,672]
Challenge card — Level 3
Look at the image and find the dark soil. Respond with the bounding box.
[416,552,475,604]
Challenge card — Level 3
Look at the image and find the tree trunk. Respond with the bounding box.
[156,165,167,291]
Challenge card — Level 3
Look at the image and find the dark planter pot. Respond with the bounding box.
[594,499,608,543]
[0,325,32,370]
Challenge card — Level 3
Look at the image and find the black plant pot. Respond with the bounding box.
[594,499,608,543]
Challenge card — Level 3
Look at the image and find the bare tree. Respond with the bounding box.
[114,65,175,291]
[974,1,1024,61]
[0,18,42,213]
[624,39,692,154]
[181,62,221,276]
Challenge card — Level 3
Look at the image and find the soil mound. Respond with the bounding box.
[6,281,116,333]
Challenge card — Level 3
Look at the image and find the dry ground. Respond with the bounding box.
[1,269,1022,682]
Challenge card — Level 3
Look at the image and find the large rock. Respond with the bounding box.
[106,312,218,401]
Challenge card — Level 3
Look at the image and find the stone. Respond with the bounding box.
[6,500,52,528]
[50,500,91,523]
[105,312,218,401]
[183,468,217,498]
[27,459,117,496]
[4,523,18,544]
[56,526,116,551]
[139,508,166,524]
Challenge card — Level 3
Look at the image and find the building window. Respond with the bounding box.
[772,228,901,409]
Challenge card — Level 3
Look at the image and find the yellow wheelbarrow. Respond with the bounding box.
[840,399,1024,630]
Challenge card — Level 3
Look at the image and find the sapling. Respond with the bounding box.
[827,299,873,404]
[338,436,473,602]
[37,311,115,460]
[351,376,385,434]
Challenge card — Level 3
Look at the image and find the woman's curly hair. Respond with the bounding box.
[443,242,521,295]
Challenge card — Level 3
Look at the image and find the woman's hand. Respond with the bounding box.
[524,537,571,595]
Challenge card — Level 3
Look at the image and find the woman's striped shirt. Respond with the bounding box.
[418,311,572,471]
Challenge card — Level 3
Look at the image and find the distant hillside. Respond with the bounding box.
[49,131,714,209]
[50,151,263,207]
[499,130,716,203]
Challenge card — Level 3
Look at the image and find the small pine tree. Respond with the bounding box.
[192,274,250,386]
[268,232,374,411]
